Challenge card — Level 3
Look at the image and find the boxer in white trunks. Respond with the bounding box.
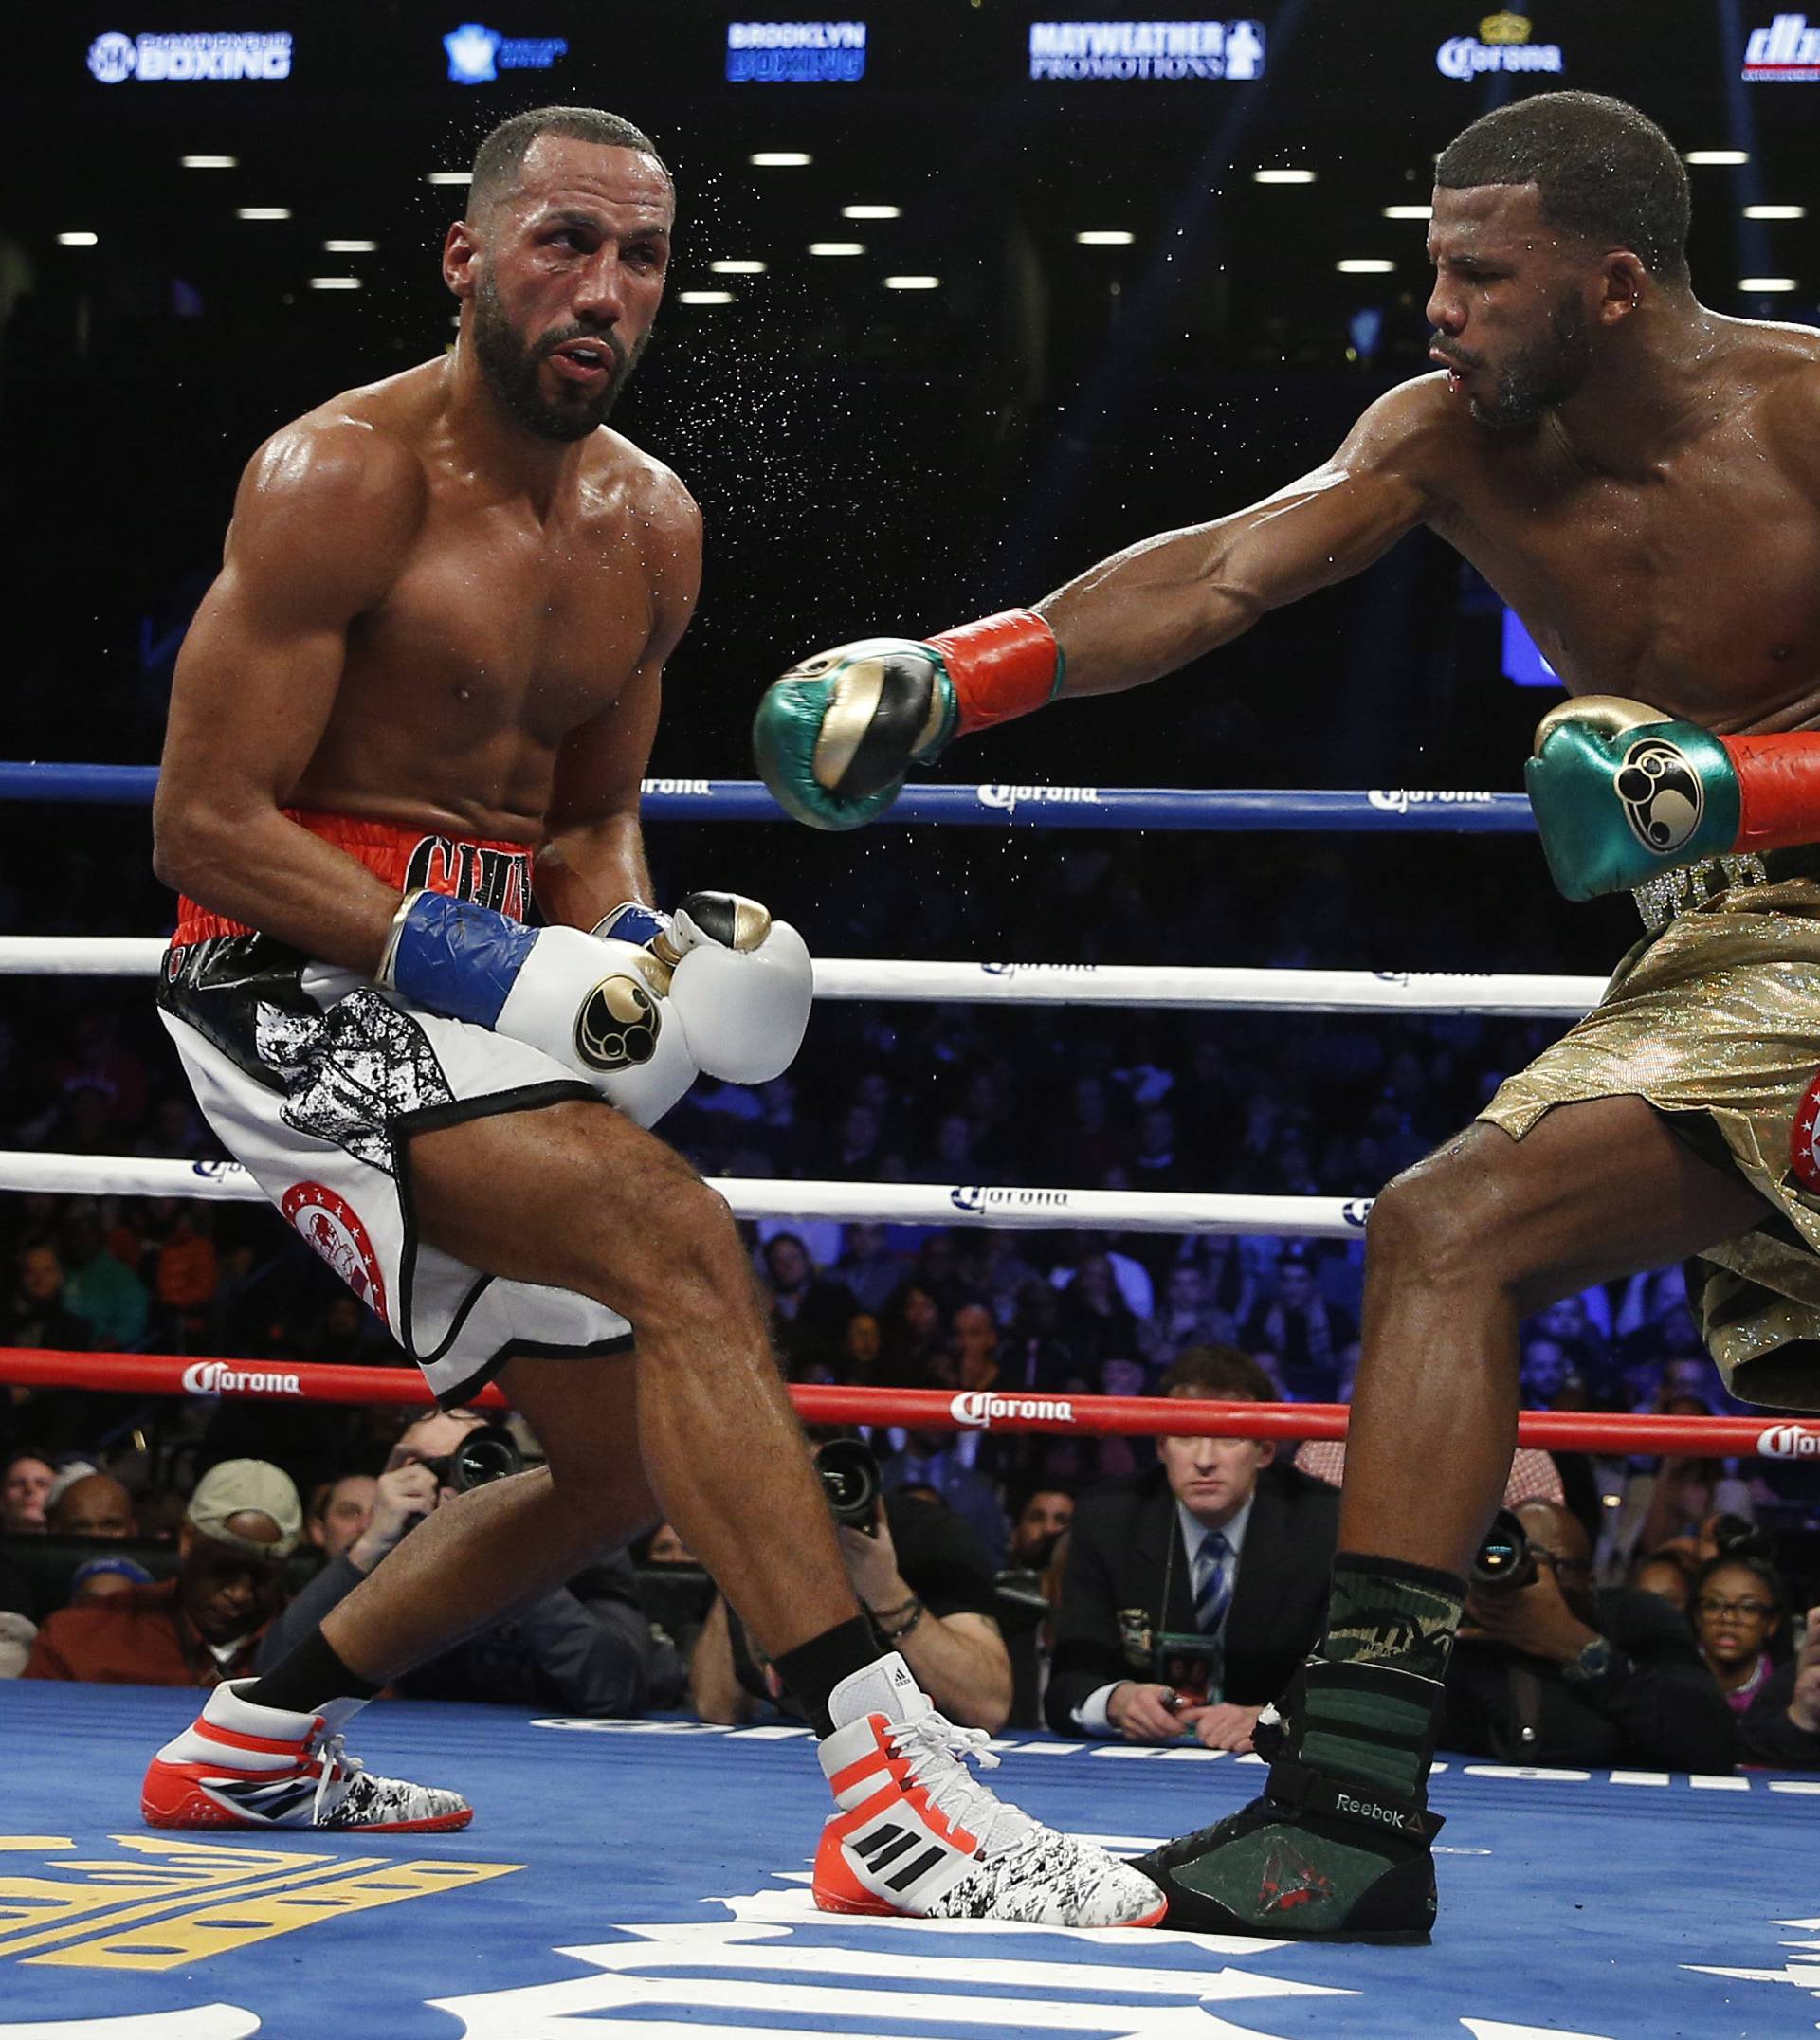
[139,101,1160,1931]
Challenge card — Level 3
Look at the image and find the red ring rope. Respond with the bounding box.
[3,1347,1817,1459]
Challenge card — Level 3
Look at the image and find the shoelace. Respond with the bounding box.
[306,1730,363,1825]
[889,1715,1031,1860]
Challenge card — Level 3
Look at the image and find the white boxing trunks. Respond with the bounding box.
[157,810,633,1407]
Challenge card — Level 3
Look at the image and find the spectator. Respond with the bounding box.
[59,1207,150,1353]
[24,1459,300,1685]
[878,1427,1011,1567]
[259,1412,681,1715]
[153,1211,220,1350]
[1242,1251,1355,1399]
[0,1612,36,1678]
[2,1449,55,1536]
[1046,1345,1338,1749]
[1520,1336,1579,1410]
[47,1473,138,1539]
[4,1246,93,1355]
[1000,1281,1077,1394]
[1738,1606,1820,1768]
[1441,1501,1735,1773]
[760,1232,858,1379]
[829,1223,909,1316]
[1629,1548,1697,1612]
[1690,1554,1786,1717]
[838,1312,883,1384]
[1139,1265,1233,1370]
[949,1302,1000,1393]
[692,1466,1011,1733]
[68,1556,155,1604]
[879,1284,946,1387]
[1008,1487,1074,1572]
[307,1473,377,1562]
[1055,1252,1143,1379]
[643,1522,695,1564]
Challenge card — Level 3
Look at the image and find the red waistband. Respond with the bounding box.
[172,809,537,945]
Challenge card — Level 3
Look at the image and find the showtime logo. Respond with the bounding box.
[180,1361,303,1397]
[1756,1421,1820,1458]
[951,1391,1076,1430]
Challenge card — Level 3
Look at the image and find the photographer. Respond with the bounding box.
[690,1437,1012,1732]
[257,1410,682,1716]
[1442,1500,1735,1774]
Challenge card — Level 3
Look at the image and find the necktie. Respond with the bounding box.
[1193,1528,1232,1635]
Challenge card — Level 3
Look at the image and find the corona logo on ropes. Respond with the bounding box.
[976,784,1102,809]
[951,1390,1076,1430]
[1367,788,1496,813]
[1756,1421,1820,1458]
[180,1360,303,1397]
[950,1184,1074,1214]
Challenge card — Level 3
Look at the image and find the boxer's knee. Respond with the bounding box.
[604,1169,751,1327]
[1366,1134,1518,1296]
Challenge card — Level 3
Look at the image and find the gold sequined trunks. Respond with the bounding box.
[1479,850,1820,1411]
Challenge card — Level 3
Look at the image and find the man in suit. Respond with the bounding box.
[1045,1345,1337,1752]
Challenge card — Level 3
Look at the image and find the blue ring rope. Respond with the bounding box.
[0,762,1536,833]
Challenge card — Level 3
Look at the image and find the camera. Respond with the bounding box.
[814,1437,882,1528]
[421,1423,522,1494]
[1470,1508,1538,1594]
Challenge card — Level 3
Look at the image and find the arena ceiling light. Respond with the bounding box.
[181,155,237,169]
[236,207,291,221]
[883,275,939,290]
[709,259,768,274]
[1684,150,1748,165]
[808,241,864,256]
[1738,276,1797,291]
[678,289,735,305]
[1077,230,1135,246]
[308,277,362,291]
[1382,205,1432,220]
[1744,205,1807,219]
[1337,258,1395,273]
[1253,169,1316,184]
[752,152,811,168]
[843,205,901,219]
[425,172,472,186]
[323,239,377,253]
[57,232,99,246]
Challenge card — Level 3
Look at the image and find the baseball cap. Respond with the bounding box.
[70,1555,155,1593]
[186,1460,302,1559]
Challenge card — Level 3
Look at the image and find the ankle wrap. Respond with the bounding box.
[1264,1756,1445,1844]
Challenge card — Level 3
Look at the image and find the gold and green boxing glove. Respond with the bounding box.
[753,609,1064,831]
[1527,695,1820,900]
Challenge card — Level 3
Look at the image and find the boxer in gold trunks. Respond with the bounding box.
[139,101,1161,1931]
[758,90,1820,1937]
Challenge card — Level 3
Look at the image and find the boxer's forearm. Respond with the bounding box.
[155,802,406,973]
[535,814,654,931]
[1040,523,1261,699]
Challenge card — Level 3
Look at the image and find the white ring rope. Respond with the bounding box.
[0,1150,1370,1239]
[0,938,1604,1017]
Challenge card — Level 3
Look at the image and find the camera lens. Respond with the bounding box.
[447,1424,523,1493]
[814,1438,881,1526]
[1470,1507,1538,1594]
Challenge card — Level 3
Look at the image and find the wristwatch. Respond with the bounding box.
[1560,1635,1625,1687]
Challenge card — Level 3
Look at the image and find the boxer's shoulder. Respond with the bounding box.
[239,389,430,556]
[576,426,701,543]
[1334,372,1468,497]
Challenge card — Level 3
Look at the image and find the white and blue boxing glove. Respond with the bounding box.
[378,890,812,1129]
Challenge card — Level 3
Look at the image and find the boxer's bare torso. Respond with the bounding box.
[214,358,695,844]
[1416,321,1820,732]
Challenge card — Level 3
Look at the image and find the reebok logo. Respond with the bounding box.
[1337,1791,1419,1832]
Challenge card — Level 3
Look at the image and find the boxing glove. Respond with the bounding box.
[754,609,1064,831]
[1527,695,1820,901]
[602,892,814,1084]
[378,893,698,1127]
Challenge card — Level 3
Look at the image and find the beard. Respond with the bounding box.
[471,269,646,442]
[1445,293,1596,432]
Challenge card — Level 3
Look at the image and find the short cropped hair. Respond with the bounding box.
[1435,91,1690,282]
[468,104,671,217]
[1158,1344,1280,1404]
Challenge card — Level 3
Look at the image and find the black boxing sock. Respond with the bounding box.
[243,1628,382,1717]
[774,1616,883,1739]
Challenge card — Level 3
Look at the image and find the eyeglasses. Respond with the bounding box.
[1693,1595,1774,1620]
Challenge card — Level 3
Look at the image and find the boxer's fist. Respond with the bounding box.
[753,638,956,832]
[1525,696,1739,901]
[665,892,814,1084]
[379,895,697,1127]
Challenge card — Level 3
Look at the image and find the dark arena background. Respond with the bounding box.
[5,5,1820,2036]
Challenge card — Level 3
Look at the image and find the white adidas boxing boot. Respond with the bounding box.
[142,1679,470,1831]
[812,1654,1165,1926]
